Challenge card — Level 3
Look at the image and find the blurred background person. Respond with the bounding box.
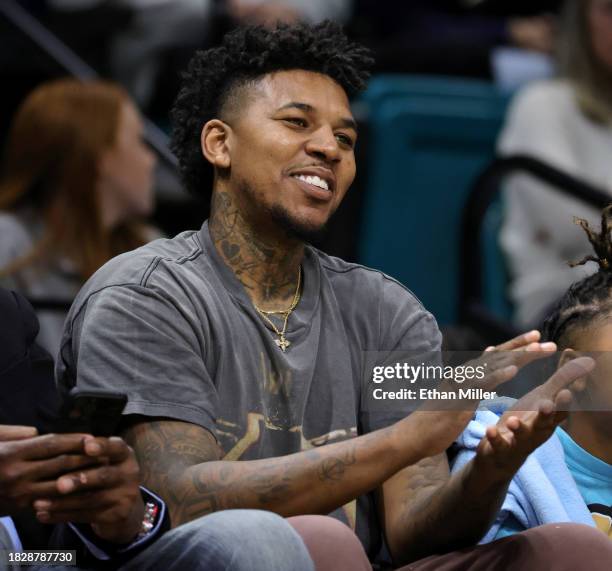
[498,0,612,328]
[46,0,215,111]
[226,0,352,27]
[43,0,351,115]
[0,78,157,357]
[349,0,560,79]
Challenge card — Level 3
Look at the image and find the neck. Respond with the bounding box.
[97,179,121,230]
[208,188,304,310]
[565,412,612,465]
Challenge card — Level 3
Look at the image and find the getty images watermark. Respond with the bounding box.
[371,361,494,402]
[360,351,609,412]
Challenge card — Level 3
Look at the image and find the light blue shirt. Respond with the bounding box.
[495,427,612,540]
[557,428,612,538]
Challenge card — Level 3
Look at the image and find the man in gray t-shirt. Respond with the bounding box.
[55,22,605,570]
[57,219,439,556]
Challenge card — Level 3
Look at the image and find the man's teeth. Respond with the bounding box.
[294,174,329,191]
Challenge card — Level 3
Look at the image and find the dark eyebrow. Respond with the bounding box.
[277,101,358,133]
[338,117,358,132]
[278,101,314,113]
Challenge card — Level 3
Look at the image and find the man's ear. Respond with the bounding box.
[201,119,232,169]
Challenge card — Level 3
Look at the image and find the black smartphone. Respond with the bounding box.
[54,389,128,437]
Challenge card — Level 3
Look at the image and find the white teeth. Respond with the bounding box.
[294,174,329,191]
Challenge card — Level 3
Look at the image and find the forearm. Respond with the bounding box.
[391,457,512,564]
[129,418,424,527]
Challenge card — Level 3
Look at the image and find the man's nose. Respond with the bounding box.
[305,126,341,162]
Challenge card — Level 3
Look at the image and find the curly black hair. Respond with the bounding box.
[543,204,612,348]
[170,21,373,196]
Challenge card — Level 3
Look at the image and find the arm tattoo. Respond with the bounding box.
[318,448,357,481]
[384,455,511,564]
[123,418,399,528]
[122,419,222,521]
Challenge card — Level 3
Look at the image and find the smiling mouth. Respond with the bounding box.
[291,174,330,192]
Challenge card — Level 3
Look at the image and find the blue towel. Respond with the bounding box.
[451,402,596,544]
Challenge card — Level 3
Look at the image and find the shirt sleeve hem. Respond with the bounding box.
[123,400,216,433]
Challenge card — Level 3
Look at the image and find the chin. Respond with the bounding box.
[269,204,329,243]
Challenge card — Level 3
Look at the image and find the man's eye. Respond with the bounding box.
[284,118,307,127]
[336,133,355,148]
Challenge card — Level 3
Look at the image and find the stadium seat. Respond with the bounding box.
[358,75,510,325]
[459,155,611,340]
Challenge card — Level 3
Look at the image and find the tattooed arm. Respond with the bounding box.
[120,393,517,527]
[119,416,434,527]
[377,454,511,566]
[378,358,595,565]
[117,335,573,528]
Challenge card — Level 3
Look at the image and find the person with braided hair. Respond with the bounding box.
[539,205,612,538]
[452,205,612,543]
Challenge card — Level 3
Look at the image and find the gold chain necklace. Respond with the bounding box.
[254,266,301,352]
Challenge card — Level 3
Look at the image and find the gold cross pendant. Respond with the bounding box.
[275,337,291,352]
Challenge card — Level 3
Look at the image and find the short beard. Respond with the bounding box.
[236,177,331,244]
[268,203,329,244]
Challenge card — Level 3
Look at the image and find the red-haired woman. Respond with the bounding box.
[0,79,157,356]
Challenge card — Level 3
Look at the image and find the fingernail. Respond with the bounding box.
[540,342,556,350]
[58,478,76,493]
[85,441,102,455]
[79,472,87,484]
[33,500,51,510]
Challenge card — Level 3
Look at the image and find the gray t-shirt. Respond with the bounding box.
[56,221,441,557]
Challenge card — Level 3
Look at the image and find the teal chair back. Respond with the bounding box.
[480,198,513,320]
[360,74,502,106]
[358,76,510,324]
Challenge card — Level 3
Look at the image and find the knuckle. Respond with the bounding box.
[98,466,115,484]
[41,436,59,456]
[109,436,126,450]
[0,465,20,484]
[126,461,141,481]
[0,442,19,458]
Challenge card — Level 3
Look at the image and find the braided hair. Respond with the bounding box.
[543,204,612,348]
[170,21,373,197]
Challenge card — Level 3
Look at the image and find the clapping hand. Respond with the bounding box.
[474,356,594,479]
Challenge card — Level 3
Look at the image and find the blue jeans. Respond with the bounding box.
[1,510,314,571]
[122,510,315,571]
